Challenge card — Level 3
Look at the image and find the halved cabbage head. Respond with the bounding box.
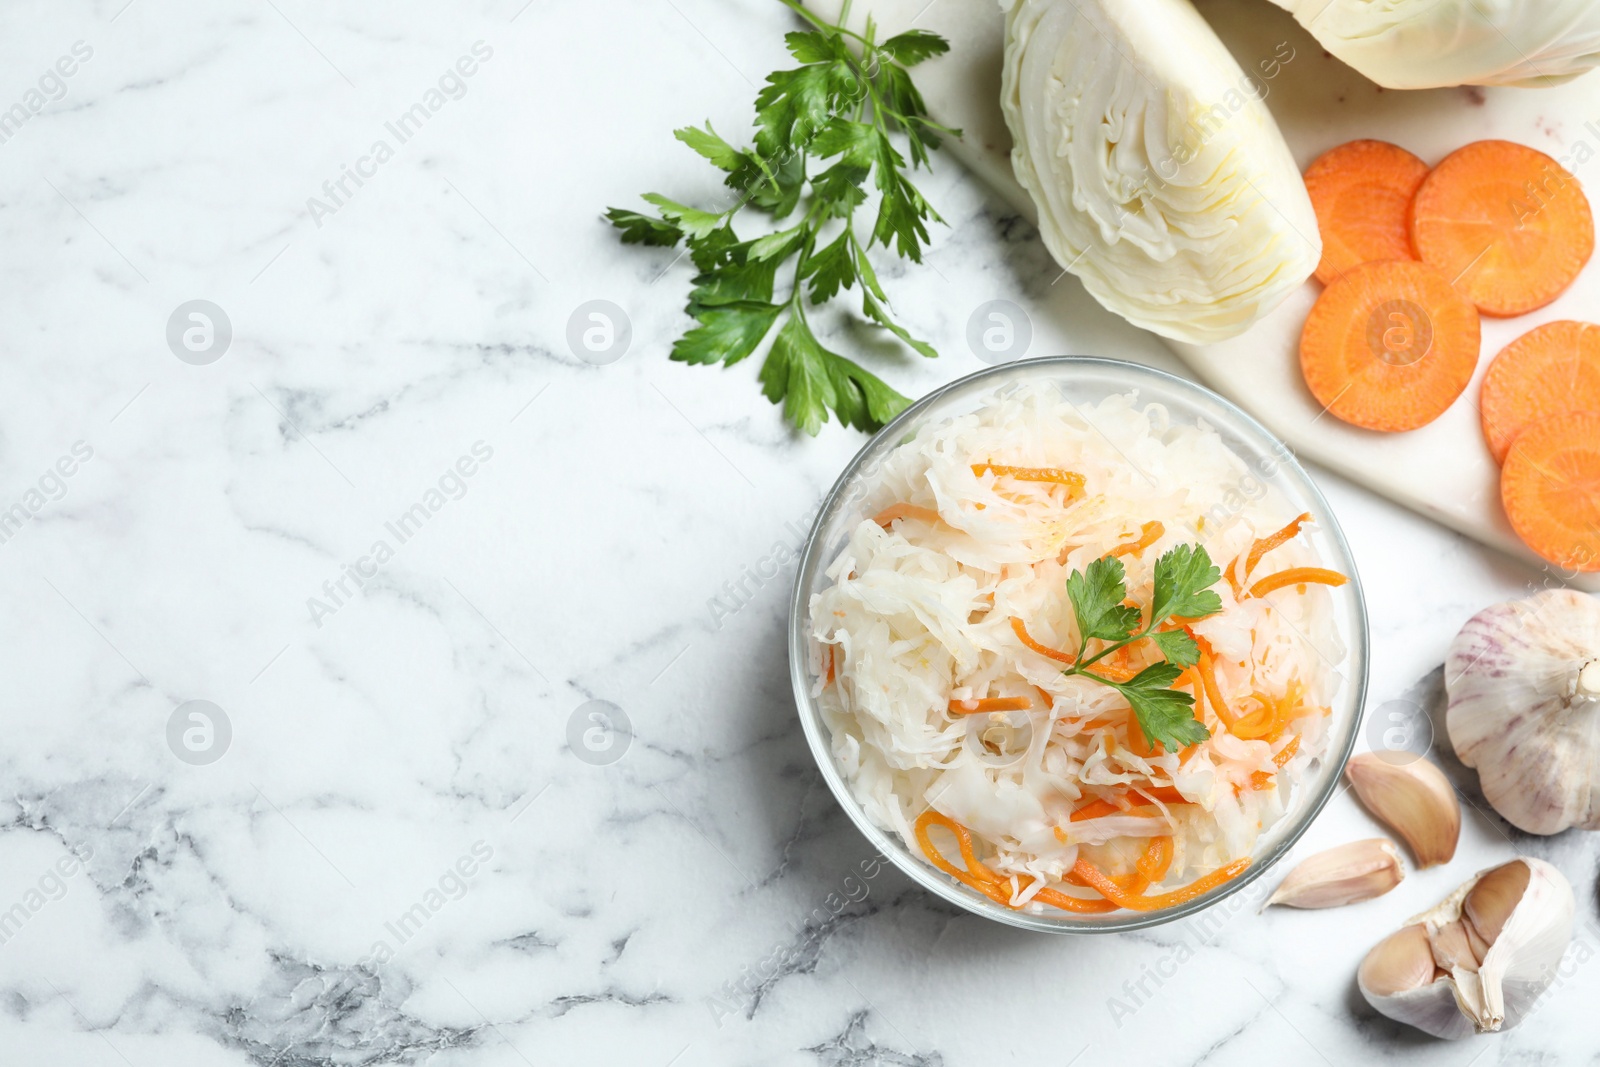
[1001,0,1319,344]
[1269,0,1600,89]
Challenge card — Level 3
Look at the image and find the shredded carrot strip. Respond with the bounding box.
[824,646,836,687]
[1070,798,1122,822]
[971,463,1086,495]
[1225,557,1243,602]
[1107,521,1164,559]
[919,811,1118,912]
[1073,856,1251,911]
[1247,567,1349,599]
[1075,714,1123,731]
[1009,616,1074,664]
[1139,786,1187,806]
[1196,648,1238,727]
[948,696,1032,715]
[1229,704,1277,740]
[1009,617,1137,682]
[1029,884,1122,913]
[1244,512,1311,579]
[1125,720,1159,759]
[914,811,1002,891]
[872,503,942,528]
[1136,836,1175,883]
[1247,737,1303,790]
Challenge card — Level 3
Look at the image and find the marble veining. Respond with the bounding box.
[0,0,1596,1064]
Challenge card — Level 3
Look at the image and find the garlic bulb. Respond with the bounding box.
[1000,0,1319,344]
[1265,0,1600,89]
[1359,858,1575,1038]
[1345,753,1461,867]
[1264,838,1404,909]
[1446,589,1600,834]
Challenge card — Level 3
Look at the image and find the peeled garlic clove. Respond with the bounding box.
[1446,589,1600,834]
[1345,752,1462,867]
[1264,838,1404,909]
[1359,858,1575,1038]
[1427,919,1480,975]
[1463,859,1530,945]
[1360,924,1437,996]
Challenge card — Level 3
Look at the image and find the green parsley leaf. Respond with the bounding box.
[1151,544,1225,624]
[801,231,856,304]
[640,193,725,241]
[670,303,782,367]
[783,30,843,64]
[1058,541,1224,749]
[673,122,742,172]
[1115,665,1212,749]
[862,288,935,358]
[604,208,681,247]
[760,314,909,435]
[605,8,955,434]
[1065,556,1140,646]
[878,29,951,66]
[1148,628,1200,669]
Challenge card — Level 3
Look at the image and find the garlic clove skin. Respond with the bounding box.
[1264,838,1404,909]
[1359,858,1575,1038]
[1446,589,1600,834]
[1345,752,1462,867]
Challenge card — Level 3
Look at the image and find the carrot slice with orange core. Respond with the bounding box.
[1107,521,1164,559]
[1304,140,1429,286]
[1480,321,1600,464]
[1410,139,1594,317]
[972,462,1086,495]
[873,503,942,527]
[948,696,1032,715]
[1247,567,1349,599]
[1072,856,1250,911]
[1009,617,1137,682]
[1300,259,1480,432]
[1501,410,1600,572]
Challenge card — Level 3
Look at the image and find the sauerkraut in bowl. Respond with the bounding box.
[791,358,1367,932]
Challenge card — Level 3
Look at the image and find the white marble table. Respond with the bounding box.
[0,1,1594,1064]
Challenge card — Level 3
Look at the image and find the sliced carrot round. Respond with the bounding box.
[1409,140,1594,317]
[1299,259,1481,432]
[1501,411,1600,572]
[1480,321,1600,464]
[1304,140,1429,286]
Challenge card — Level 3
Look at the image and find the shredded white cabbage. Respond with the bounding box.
[810,382,1346,913]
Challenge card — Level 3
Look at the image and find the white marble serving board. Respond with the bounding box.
[808,0,1600,589]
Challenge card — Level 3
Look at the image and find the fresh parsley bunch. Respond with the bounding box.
[605,0,957,435]
[1063,544,1225,750]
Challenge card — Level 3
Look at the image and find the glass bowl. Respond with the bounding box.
[787,356,1369,933]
